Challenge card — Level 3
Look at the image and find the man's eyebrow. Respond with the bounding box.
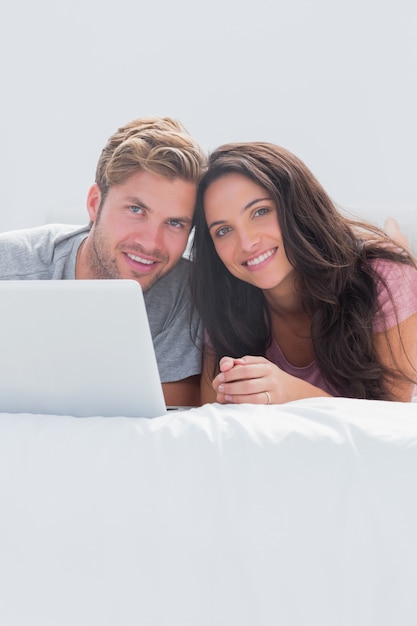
[125,196,192,223]
[208,196,271,231]
[126,196,149,209]
[171,216,193,224]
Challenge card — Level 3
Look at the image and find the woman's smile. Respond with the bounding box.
[243,246,278,268]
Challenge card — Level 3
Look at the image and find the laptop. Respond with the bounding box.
[0,279,168,418]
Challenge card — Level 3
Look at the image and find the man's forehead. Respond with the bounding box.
[108,171,197,217]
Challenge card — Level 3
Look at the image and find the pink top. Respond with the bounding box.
[265,260,417,398]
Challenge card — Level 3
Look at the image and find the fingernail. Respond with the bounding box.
[225,395,233,402]
[218,384,224,393]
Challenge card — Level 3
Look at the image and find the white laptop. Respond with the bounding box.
[0,280,168,418]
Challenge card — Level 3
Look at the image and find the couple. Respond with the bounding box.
[1,117,416,406]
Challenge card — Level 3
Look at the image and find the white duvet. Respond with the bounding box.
[0,397,416,626]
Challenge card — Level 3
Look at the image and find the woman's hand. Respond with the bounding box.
[212,355,331,404]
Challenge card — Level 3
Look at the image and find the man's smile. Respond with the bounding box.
[126,252,156,266]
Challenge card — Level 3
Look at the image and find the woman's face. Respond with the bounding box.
[204,172,296,293]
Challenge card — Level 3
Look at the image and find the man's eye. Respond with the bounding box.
[215,226,231,238]
[167,219,185,229]
[129,205,144,215]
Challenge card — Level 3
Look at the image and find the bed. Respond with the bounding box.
[1,397,416,625]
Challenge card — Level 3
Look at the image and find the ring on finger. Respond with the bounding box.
[264,391,271,405]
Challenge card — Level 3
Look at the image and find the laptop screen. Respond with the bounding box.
[0,279,167,418]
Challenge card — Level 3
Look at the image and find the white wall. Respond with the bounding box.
[0,0,416,233]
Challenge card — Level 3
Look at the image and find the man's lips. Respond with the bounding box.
[124,251,165,273]
[243,247,278,267]
[126,252,156,266]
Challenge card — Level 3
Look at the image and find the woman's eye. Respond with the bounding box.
[254,207,270,217]
[216,226,231,238]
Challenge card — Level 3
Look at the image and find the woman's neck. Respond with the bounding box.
[263,283,314,367]
[262,276,304,318]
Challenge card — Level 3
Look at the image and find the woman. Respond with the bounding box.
[190,142,417,404]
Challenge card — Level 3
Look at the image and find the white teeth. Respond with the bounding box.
[246,248,276,267]
[127,253,154,265]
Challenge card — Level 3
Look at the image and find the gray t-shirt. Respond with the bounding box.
[0,224,202,382]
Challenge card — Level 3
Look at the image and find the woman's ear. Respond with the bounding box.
[86,183,102,223]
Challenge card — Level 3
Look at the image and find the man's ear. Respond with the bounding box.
[86,184,102,223]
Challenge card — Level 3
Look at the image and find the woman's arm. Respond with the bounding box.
[384,217,410,250]
[200,350,218,404]
[211,355,331,405]
[162,375,202,407]
[373,312,417,402]
[205,312,417,404]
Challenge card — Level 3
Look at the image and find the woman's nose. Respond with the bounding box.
[238,227,260,251]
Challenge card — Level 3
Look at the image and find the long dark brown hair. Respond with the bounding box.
[190,142,417,400]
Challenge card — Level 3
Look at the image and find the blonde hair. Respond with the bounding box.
[95,116,206,200]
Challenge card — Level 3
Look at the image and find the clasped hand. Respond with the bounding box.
[212,355,288,405]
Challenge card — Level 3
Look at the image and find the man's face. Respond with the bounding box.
[84,170,197,291]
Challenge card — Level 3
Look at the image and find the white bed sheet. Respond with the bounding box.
[1,397,416,626]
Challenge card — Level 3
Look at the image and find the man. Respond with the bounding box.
[0,116,207,406]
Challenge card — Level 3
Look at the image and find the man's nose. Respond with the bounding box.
[134,222,164,249]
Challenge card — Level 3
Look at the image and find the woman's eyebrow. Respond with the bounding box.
[208,196,271,231]
[208,219,226,230]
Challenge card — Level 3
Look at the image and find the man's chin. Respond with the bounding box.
[131,270,164,293]
[132,262,180,293]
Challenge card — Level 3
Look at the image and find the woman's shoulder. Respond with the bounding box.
[370,258,417,332]
[370,257,417,297]
[370,256,417,279]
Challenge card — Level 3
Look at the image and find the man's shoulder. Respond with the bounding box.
[0,223,88,246]
[0,223,89,279]
[150,256,192,291]
[144,257,193,312]
[169,256,192,279]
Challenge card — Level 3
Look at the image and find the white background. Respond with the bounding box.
[0,0,415,233]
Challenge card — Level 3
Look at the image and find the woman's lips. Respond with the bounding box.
[243,247,278,267]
